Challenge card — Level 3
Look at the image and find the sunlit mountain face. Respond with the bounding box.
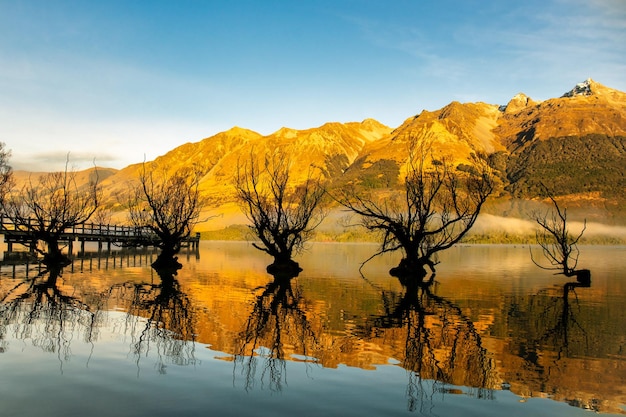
[11,79,626,230]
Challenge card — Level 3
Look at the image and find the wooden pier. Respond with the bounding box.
[0,216,200,254]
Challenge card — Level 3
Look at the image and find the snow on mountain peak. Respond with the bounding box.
[562,78,593,97]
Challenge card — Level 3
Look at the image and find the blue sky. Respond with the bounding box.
[1,0,625,171]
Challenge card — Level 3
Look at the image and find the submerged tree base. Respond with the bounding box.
[152,254,183,274]
[389,257,436,286]
[565,268,591,286]
[266,259,303,276]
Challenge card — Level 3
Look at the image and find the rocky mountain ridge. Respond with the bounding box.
[12,79,626,227]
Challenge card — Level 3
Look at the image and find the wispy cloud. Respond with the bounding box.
[342,1,626,104]
[463,1,626,95]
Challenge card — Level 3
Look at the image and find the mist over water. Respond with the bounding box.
[582,222,626,239]
[471,213,626,242]
[472,214,536,236]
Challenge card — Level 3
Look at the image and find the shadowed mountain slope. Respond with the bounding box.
[343,79,626,222]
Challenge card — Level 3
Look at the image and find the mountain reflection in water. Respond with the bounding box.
[0,242,625,416]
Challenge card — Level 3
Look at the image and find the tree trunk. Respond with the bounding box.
[42,238,71,267]
[152,254,182,271]
[152,241,182,271]
[267,253,301,275]
[390,257,429,285]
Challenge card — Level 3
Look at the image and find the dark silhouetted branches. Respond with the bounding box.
[2,158,100,265]
[107,272,197,372]
[235,271,318,392]
[0,266,106,359]
[126,163,205,268]
[359,282,496,412]
[0,142,13,205]
[234,150,326,271]
[530,185,590,284]
[338,141,494,282]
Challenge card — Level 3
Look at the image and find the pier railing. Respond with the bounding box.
[0,216,200,251]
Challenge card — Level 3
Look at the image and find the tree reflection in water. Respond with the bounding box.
[0,262,197,374]
[502,278,599,411]
[108,264,197,374]
[234,268,318,392]
[538,280,591,362]
[360,275,497,412]
[0,265,105,365]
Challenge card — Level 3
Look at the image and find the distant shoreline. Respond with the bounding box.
[199,224,626,245]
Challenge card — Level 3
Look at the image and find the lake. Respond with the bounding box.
[1,242,625,417]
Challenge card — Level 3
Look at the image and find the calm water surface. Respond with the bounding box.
[1,242,625,416]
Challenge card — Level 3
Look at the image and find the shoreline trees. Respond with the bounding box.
[0,142,13,206]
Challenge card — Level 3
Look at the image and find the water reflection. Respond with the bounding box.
[498,278,615,411]
[107,265,197,373]
[360,278,497,411]
[234,268,318,391]
[0,265,105,362]
[541,280,591,361]
[0,258,197,375]
[0,243,625,416]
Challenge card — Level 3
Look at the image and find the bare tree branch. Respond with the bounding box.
[234,150,327,271]
[337,141,494,283]
[126,163,206,268]
[2,157,100,265]
[530,185,590,284]
[0,142,13,206]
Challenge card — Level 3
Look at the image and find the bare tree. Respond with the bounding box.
[339,145,493,283]
[234,151,326,273]
[0,142,13,205]
[92,205,112,225]
[530,190,590,284]
[2,161,100,266]
[127,164,205,269]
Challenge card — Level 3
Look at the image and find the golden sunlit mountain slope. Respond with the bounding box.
[9,79,626,229]
[342,78,626,223]
[350,101,505,180]
[196,119,391,203]
[95,126,264,205]
[84,119,390,227]
[11,167,117,193]
[351,78,625,174]
[496,79,626,150]
[496,79,626,214]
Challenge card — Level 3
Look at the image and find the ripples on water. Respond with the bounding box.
[0,242,625,417]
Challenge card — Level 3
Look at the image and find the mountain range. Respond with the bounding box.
[13,79,626,233]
